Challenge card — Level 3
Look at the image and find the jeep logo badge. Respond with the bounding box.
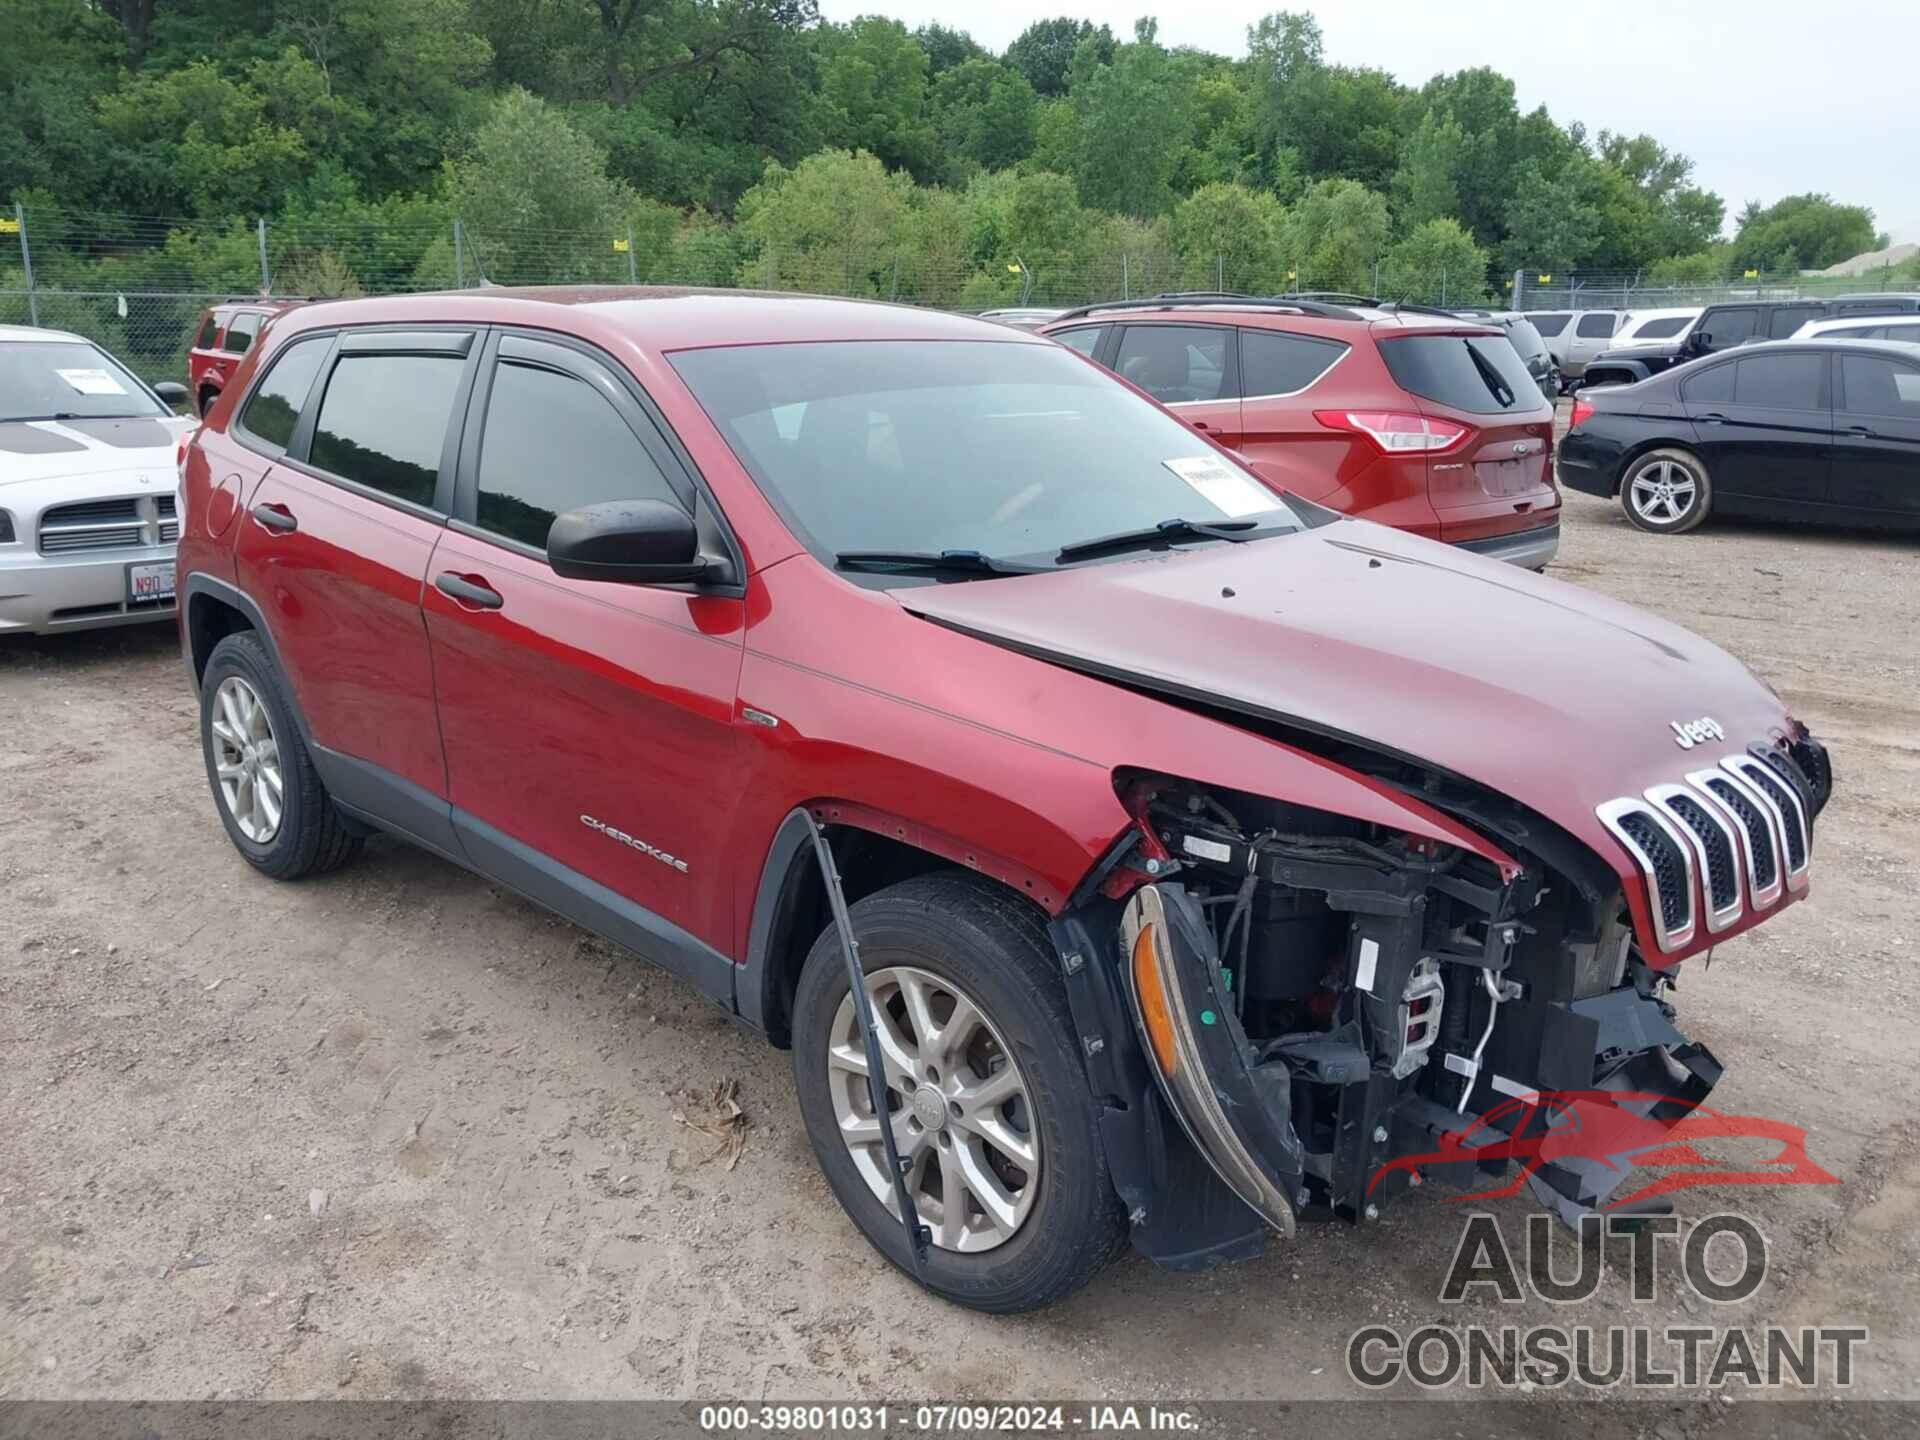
[1670,716,1725,750]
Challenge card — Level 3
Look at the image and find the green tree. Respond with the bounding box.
[817,16,937,180]
[931,58,1036,178]
[1729,194,1879,273]
[1379,217,1487,305]
[1498,159,1602,274]
[1004,16,1113,98]
[1282,177,1389,292]
[913,22,984,76]
[1170,182,1287,292]
[1071,20,1186,219]
[1390,110,1464,231]
[1248,12,1403,189]
[735,148,914,295]
[95,61,312,216]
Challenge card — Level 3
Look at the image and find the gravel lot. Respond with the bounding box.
[3,456,1917,1421]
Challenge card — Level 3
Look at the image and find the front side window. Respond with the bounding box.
[1527,312,1572,337]
[222,312,261,354]
[1575,312,1616,338]
[238,336,329,452]
[1703,309,1758,347]
[308,353,464,507]
[1051,326,1106,358]
[670,340,1299,569]
[474,355,680,550]
[0,339,169,422]
[1840,355,1920,417]
[1734,353,1826,409]
[1239,329,1347,396]
[1113,325,1231,403]
[1376,334,1541,414]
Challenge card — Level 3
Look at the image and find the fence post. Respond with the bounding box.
[1512,269,1526,309]
[1372,258,1380,296]
[1440,267,1447,306]
[626,225,637,284]
[13,203,37,326]
[454,219,466,289]
[1216,253,1224,290]
[889,255,899,302]
[1122,252,1129,300]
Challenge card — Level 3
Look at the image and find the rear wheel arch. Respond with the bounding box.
[1607,435,1701,496]
[183,577,315,744]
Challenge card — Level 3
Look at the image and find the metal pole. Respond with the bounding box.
[257,217,270,294]
[1512,268,1525,309]
[1216,252,1224,290]
[626,225,637,284]
[1440,266,1447,306]
[454,219,466,289]
[14,203,37,326]
[1373,258,1380,297]
[1122,252,1130,300]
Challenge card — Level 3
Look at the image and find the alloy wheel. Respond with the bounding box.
[828,965,1041,1253]
[1629,459,1698,525]
[209,675,284,843]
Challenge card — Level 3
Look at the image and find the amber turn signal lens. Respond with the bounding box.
[1131,921,1178,1078]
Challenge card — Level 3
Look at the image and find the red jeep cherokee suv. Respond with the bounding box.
[1041,295,1561,569]
[177,287,1830,1312]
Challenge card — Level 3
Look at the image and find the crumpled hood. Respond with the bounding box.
[897,519,1794,860]
[0,417,189,491]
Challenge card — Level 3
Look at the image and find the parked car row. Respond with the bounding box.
[1577,293,1920,390]
[160,285,1831,1312]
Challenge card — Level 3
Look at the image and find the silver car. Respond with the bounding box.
[0,326,192,636]
[1523,309,1625,379]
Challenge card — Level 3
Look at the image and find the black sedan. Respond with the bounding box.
[1558,339,1920,535]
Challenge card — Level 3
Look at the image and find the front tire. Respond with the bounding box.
[1620,447,1712,534]
[791,871,1126,1312]
[199,632,362,880]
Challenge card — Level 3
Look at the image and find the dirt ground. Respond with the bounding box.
[3,448,1917,1421]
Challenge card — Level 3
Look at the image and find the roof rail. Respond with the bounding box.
[1049,293,1365,323]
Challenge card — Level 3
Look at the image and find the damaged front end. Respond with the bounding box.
[1054,771,1763,1269]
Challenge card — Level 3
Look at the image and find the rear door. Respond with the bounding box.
[1830,351,1920,521]
[1767,303,1826,340]
[1232,325,1354,506]
[1688,350,1831,509]
[1110,323,1241,449]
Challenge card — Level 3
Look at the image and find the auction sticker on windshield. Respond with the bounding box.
[1163,455,1276,519]
[57,368,129,396]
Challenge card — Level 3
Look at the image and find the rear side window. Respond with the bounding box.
[1734,353,1826,409]
[1113,325,1232,403]
[1768,305,1823,338]
[1682,363,1735,405]
[474,355,680,550]
[1501,320,1548,361]
[1887,324,1920,342]
[1527,312,1571,337]
[1702,308,1758,347]
[1051,326,1106,358]
[308,354,464,507]
[238,336,329,452]
[222,312,260,354]
[194,314,219,349]
[1239,329,1347,396]
[1377,334,1540,414]
[1840,355,1920,417]
[1634,315,1692,339]
[1575,313,1616,338]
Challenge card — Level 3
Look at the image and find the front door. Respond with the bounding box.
[1690,351,1832,508]
[1830,351,1920,521]
[421,332,747,993]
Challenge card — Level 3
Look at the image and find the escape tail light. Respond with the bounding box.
[1314,409,1472,454]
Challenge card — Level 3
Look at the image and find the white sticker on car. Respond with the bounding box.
[1162,455,1275,519]
[1354,937,1380,994]
[56,368,129,396]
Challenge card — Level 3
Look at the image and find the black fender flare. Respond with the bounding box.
[181,573,315,745]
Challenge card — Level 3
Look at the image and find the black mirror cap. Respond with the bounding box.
[547,499,714,585]
[153,380,190,406]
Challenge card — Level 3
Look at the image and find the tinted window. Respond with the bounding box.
[308,354,464,507]
[195,314,219,349]
[1682,362,1735,405]
[239,336,329,451]
[1823,325,1882,339]
[1501,319,1549,362]
[1840,355,1920,417]
[1702,308,1758,347]
[1734,353,1826,409]
[1576,312,1616,338]
[1769,306,1823,338]
[1114,325,1231,403]
[1377,334,1541,414]
[671,340,1300,565]
[1240,329,1347,396]
[1634,315,1692,339]
[221,313,260,354]
[1051,326,1106,357]
[1835,300,1915,316]
[1527,312,1572,337]
[1886,324,1920,342]
[475,358,679,550]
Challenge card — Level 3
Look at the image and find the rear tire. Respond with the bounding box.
[1619,447,1712,534]
[791,871,1125,1312]
[199,632,362,880]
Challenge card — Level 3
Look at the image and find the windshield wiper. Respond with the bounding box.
[834,549,1044,577]
[1055,517,1259,563]
[1465,343,1517,408]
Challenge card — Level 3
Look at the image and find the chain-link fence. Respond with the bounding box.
[1512,266,1919,313]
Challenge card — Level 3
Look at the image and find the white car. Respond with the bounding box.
[0,326,194,636]
[1606,307,1702,350]
[1789,314,1920,342]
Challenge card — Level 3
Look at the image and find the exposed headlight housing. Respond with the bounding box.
[0,509,14,544]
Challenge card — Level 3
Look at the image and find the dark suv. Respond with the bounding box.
[1583,293,1920,389]
[1040,296,1560,569]
[177,288,1831,1312]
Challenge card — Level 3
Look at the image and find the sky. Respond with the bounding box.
[817,0,1920,248]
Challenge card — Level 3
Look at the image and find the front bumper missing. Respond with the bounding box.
[1119,884,1303,1238]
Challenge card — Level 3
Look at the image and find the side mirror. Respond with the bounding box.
[1687,332,1709,354]
[548,499,715,585]
[153,380,190,410]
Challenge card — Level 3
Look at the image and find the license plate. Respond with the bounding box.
[128,560,176,604]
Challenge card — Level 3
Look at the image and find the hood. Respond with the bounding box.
[1594,341,1684,364]
[0,417,190,491]
[896,520,1794,868]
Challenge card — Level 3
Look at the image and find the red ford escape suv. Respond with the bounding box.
[177,287,1829,1313]
[1041,295,1561,569]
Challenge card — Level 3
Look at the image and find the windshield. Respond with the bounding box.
[0,340,169,423]
[670,340,1302,570]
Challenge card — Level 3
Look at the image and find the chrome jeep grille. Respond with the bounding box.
[1694,770,1782,909]
[1726,752,1809,886]
[1597,799,1695,951]
[1648,784,1742,931]
[38,494,176,555]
